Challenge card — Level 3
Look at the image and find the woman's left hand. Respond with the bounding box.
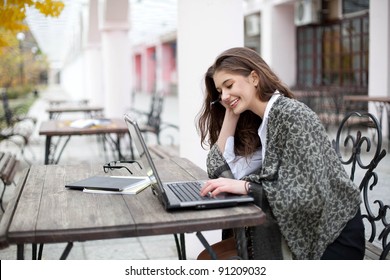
[200,178,247,197]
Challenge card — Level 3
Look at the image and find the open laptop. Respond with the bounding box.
[124,114,254,210]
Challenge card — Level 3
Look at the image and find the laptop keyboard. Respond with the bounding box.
[166,181,212,202]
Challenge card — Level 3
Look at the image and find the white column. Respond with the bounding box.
[100,0,131,117]
[369,0,390,97]
[85,0,103,106]
[261,2,295,86]
[177,0,244,260]
[369,0,390,138]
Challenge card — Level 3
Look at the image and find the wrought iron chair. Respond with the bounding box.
[1,90,37,163]
[129,91,179,145]
[332,111,389,259]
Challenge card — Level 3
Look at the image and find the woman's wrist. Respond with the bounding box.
[244,181,253,196]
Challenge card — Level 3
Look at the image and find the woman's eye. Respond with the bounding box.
[226,84,233,89]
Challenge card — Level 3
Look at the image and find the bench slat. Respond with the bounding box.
[3,155,18,185]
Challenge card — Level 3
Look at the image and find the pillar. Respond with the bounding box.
[261,2,296,86]
[100,0,131,117]
[85,0,103,106]
[369,0,390,137]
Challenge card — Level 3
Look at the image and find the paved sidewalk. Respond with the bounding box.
[0,85,389,260]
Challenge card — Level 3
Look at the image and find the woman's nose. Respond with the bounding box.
[221,90,230,102]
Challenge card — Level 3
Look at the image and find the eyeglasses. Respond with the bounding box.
[103,160,142,175]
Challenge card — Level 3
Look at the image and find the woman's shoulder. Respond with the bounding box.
[272,96,313,116]
[270,96,322,127]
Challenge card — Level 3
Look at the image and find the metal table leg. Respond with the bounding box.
[173,233,186,260]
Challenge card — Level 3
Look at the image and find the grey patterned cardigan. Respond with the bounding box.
[206,96,361,260]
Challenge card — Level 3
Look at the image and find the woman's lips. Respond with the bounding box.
[230,98,239,108]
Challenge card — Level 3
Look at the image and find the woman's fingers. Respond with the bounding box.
[200,178,245,197]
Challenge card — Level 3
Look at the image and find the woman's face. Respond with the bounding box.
[213,70,259,114]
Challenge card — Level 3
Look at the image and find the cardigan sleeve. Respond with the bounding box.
[206,144,234,179]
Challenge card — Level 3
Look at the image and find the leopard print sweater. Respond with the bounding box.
[206,96,361,259]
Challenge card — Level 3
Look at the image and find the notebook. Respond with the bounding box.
[65,175,150,194]
[124,114,254,210]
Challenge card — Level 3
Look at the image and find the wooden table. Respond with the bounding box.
[47,98,89,107]
[47,105,104,119]
[0,158,265,260]
[39,118,129,164]
[344,95,390,145]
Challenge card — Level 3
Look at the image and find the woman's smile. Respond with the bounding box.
[229,97,239,108]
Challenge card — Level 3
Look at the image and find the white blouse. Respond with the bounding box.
[223,93,280,179]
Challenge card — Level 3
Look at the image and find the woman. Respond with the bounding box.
[196,47,365,260]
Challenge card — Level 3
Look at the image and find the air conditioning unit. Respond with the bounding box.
[245,14,260,37]
[294,0,321,26]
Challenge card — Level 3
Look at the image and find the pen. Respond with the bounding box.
[210,98,221,106]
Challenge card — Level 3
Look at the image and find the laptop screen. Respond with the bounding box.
[124,114,166,199]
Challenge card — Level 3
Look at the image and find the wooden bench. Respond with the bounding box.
[0,152,19,212]
[333,111,390,259]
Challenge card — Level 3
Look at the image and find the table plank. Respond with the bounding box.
[39,118,128,136]
[46,106,103,114]
[343,95,390,103]
[8,165,46,243]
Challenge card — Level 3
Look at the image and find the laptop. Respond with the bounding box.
[124,114,254,210]
[65,175,150,193]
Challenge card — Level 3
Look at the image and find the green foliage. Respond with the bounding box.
[5,84,34,99]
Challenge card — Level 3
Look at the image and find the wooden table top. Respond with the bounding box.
[343,95,390,103]
[39,118,128,136]
[47,99,89,106]
[46,105,104,114]
[0,157,265,248]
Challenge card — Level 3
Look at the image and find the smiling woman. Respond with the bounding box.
[196,47,365,260]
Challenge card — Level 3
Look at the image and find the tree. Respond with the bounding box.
[0,0,65,48]
[0,0,63,90]
[0,33,20,88]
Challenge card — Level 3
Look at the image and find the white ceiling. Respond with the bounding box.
[25,0,177,68]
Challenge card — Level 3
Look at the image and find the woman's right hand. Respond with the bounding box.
[200,178,247,197]
[216,107,240,153]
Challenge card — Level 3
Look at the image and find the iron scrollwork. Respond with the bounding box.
[333,111,389,259]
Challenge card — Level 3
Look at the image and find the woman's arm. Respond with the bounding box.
[216,108,239,154]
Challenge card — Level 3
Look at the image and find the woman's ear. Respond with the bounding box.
[250,70,259,87]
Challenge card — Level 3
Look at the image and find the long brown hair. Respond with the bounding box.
[196,47,294,157]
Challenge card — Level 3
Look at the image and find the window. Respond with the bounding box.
[343,0,369,15]
[296,13,368,90]
[244,13,261,55]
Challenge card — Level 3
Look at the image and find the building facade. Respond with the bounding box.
[48,0,389,161]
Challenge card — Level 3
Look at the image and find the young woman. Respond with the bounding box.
[196,47,365,260]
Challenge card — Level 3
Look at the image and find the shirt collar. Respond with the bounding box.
[263,91,280,121]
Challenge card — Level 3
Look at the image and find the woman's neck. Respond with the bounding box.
[251,100,268,118]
